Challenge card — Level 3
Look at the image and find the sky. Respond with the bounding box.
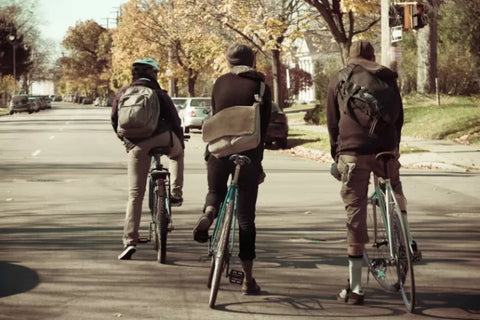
[37,0,129,43]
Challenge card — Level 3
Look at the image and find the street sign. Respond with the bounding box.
[391,46,402,61]
[391,26,403,42]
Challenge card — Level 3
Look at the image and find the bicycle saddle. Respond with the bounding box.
[375,151,396,162]
[149,146,171,157]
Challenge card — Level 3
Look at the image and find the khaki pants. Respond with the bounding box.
[337,154,406,256]
[123,131,184,246]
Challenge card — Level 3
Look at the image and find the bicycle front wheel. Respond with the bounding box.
[364,195,400,292]
[393,209,415,312]
[209,200,233,309]
[156,183,168,264]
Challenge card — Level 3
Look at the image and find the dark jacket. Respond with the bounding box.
[326,57,404,160]
[111,77,184,152]
[210,65,272,162]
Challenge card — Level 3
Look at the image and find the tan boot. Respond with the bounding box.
[193,206,216,243]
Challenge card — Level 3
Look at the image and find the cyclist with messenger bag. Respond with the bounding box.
[111,58,185,260]
[193,44,271,295]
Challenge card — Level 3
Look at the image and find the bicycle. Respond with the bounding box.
[138,146,174,264]
[364,151,416,312]
[207,154,250,309]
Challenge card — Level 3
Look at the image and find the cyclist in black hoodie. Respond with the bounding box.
[193,44,271,295]
[326,41,421,305]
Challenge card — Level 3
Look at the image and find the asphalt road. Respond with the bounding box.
[0,103,479,319]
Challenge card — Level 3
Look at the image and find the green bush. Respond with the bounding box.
[304,103,326,125]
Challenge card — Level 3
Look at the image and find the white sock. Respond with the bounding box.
[349,256,363,294]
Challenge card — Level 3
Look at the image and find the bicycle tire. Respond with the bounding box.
[364,193,401,292]
[393,208,415,312]
[156,182,168,264]
[207,255,215,289]
[151,190,159,252]
[209,200,233,309]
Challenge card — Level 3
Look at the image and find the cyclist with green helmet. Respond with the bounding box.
[111,58,185,260]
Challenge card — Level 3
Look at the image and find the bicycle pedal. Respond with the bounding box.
[138,237,150,243]
[229,269,244,285]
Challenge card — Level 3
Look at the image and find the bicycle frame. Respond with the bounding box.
[366,157,415,312]
[146,152,172,264]
[207,154,250,309]
[149,155,172,219]
[371,174,399,263]
[210,167,240,258]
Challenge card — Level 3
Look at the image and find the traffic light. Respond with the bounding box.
[389,5,404,28]
[390,3,427,30]
[412,4,427,29]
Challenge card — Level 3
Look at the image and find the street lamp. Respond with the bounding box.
[7,34,17,94]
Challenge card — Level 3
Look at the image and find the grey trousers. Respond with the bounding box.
[337,154,406,256]
[123,131,184,246]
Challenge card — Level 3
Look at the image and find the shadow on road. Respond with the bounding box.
[0,261,40,298]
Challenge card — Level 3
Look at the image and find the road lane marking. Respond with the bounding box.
[32,150,41,157]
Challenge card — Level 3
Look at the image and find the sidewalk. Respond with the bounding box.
[289,123,480,172]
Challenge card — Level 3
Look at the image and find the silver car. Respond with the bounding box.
[182,97,211,133]
[8,95,33,114]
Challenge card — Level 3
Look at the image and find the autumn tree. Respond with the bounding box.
[201,0,308,108]
[435,0,480,94]
[302,0,380,65]
[60,20,113,98]
[0,16,32,79]
[0,0,53,95]
[112,0,227,97]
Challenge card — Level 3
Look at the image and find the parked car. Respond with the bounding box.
[171,97,188,111]
[265,101,288,149]
[30,95,48,110]
[182,97,211,133]
[28,96,42,113]
[82,97,93,104]
[8,94,33,114]
[171,97,189,128]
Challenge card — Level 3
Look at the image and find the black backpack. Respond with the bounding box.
[338,64,401,136]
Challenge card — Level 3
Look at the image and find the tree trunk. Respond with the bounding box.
[187,69,196,97]
[271,49,281,107]
[417,1,439,94]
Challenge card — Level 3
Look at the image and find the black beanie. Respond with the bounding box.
[226,44,255,67]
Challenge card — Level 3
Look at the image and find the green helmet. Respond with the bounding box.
[132,58,160,71]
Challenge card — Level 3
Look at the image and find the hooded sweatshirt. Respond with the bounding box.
[326,43,404,160]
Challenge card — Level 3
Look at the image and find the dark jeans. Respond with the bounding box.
[205,155,261,261]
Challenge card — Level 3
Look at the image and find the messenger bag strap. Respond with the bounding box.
[254,81,265,103]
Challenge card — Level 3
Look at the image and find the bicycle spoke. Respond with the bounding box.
[364,195,401,292]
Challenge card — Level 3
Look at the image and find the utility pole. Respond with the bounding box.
[381,0,392,69]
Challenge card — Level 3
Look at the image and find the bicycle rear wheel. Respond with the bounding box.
[364,194,400,292]
[156,183,168,264]
[393,209,415,312]
[209,200,233,309]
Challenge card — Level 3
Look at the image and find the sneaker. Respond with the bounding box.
[337,285,364,305]
[242,278,261,295]
[193,212,214,243]
[410,240,422,263]
[118,245,136,260]
[171,197,183,207]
